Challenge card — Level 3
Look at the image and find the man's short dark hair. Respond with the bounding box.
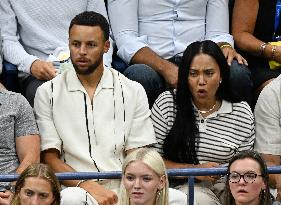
[69,11,109,41]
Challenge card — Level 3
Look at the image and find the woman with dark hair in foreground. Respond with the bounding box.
[151,40,255,204]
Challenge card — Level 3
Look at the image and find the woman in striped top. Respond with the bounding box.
[151,40,255,205]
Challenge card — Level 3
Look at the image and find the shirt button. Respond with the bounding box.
[201,119,204,123]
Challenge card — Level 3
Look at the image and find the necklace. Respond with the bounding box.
[198,101,217,114]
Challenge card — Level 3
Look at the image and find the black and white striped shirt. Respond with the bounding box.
[151,91,255,164]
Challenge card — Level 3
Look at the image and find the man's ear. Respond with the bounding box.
[103,40,110,53]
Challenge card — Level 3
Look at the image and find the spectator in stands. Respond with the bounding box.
[224,150,273,205]
[108,0,252,107]
[34,11,156,205]
[0,86,40,204]
[120,148,188,205]
[11,163,61,205]
[0,0,112,106]
[254,75,281,202]
[232,0,281,100]
[151,40,255,204]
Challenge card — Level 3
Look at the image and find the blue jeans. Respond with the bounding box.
[123,64,166,108]
[123,60,253,108]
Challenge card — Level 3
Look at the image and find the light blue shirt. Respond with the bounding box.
[0,0,112,73]
[108,0,233,64]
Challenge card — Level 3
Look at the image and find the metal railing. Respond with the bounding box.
[1,166,281,205]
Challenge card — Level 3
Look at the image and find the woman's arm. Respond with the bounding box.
[232,0,281,63]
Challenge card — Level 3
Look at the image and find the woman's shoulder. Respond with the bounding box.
[154,90,176,108]
[231,101,252,114]
[228,101,254,121]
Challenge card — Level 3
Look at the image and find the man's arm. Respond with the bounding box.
[42,149,118,205]
[0,134,40,205]
[206,0,247,65]
[0,0,57,79]
[16,135,40,174]
[131,47,178,88]
[108,0,178,87]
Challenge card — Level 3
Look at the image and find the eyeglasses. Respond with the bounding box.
[228,172,263,183]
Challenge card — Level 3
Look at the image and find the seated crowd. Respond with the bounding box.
[0,0,281,205]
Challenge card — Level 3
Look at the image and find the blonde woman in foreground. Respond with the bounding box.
[119,148,188,205]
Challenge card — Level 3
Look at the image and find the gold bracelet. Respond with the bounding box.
[76,180,86,187]
[259,42,267,56]
[220,44,232,49]
[271,45,277,60]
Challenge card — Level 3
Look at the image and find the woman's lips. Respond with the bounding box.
[132,192,144,198]
[197,89,207,97]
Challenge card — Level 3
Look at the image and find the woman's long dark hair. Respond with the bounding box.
[163,40,239,164]
[224,150,271,205]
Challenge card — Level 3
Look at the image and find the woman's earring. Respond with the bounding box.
[219,80,222,84]
[157,189,162,197]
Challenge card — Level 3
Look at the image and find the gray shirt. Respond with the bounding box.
[0,90,38,189]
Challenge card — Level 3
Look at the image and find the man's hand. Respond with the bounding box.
[0,191,13,205]
[221,46,248,66]
[30,60,57,80]
[194,162,220,182]
[79,181,118,205]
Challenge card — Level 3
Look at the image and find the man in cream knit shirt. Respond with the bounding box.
[0,0,112,106]
[34,11,156,205]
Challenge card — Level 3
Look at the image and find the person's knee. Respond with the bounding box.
[61,187,98,205]
[229,60,252,85]
[229,60,253,104]
[123,64,163,84]
[124,64,166,108]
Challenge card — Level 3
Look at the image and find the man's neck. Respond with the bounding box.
[77,65,104,101]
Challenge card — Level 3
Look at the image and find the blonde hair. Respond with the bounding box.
[120,148,169,205]
[11,163,61,205]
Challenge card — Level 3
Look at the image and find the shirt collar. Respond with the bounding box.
[66,68,114,92]
[217,100,233,114]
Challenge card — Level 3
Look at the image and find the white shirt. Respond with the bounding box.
[0,0,112,73]
[255,75,281,155]
[34,68,156,172]
[108,0,233,64]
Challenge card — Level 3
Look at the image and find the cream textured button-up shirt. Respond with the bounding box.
[34,68,156,172]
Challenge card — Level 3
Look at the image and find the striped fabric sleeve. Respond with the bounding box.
[151,91,176,156]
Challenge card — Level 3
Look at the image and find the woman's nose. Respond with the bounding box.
[198,74,206,85]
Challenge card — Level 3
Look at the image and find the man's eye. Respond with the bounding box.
[39,193,49,199]
[72,42,79,47]
[88,43,96,48]
[26,190,33,197]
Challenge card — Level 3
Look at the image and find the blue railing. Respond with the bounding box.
[1,166,281,205]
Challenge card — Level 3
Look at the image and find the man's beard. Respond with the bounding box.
[72,55,103,75]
